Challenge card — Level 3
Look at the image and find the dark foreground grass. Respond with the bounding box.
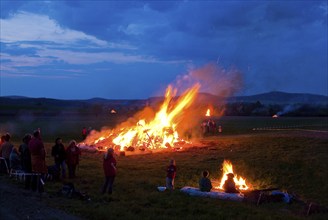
[2,117,328,219]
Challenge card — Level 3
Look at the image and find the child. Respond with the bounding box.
[223,173,239,193]
[102,148,117,194]
[199,170,212,192]
[166,159,176,190]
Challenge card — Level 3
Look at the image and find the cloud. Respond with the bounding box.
[1,53,53,67]
[0,11,107,47]
[0,1,327,98]
[1,72,74,79]
[0,10,187,79]
[35,49,158,65]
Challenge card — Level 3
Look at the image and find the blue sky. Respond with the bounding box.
[0,0,327,99]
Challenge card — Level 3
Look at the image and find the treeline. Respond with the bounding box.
[224,101,328,117]
[1,98,327,118]
[0,102,143,118]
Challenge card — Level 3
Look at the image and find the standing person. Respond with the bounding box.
[82,127,87,140]
[66,140,81,178]
[0,133,14,173]
[51,138,66,179]
[199,170,213,192]
[28,130,47,192]
[166,159,176,190]
[19,134,32,189]
[9,147,21,171]
[102,148,117,195]
[0,134,5,154]
[0,135,6,173]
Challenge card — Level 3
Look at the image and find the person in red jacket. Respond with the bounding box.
[166,159,176,190]
[28,130,47,192]
[102,148,117,195]
[82,127,87,140]
[66,140,81,178]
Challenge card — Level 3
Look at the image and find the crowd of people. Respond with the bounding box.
[1,129,238,197]
[0,130,81,193]
[201,119,222,135]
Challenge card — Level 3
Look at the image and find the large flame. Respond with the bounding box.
[84,84,200,151]
[216,160,250,191]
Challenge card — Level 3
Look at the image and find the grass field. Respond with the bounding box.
[1,116,328,219]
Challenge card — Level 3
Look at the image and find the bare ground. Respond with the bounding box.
[0,176,82,220]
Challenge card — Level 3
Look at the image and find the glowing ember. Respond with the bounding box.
[205,108,211,117]
[215,160,250,191]
[83,84,200,152]
[110,109,117,114]
[272,114,279,118]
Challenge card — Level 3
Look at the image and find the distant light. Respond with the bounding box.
[205,108,211,117]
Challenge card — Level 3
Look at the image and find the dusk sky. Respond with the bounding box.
[0,0,327,100]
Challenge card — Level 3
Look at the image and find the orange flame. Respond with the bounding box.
[205,108,211,117]
[85,84,200,151]
[216,160,250,191]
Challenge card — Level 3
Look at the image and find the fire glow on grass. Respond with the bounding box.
[215,160,251,191]
[85,84,200,152]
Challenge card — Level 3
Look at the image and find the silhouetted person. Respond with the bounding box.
[19,134,32,189]
[166,159,176,190]
[0,133,14,173]
[199,170,213,192]
[51,138,66,179]
[223,173,239,193]
[9,147,21,171]
[102,148,117,195]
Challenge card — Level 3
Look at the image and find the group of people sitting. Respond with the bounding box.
[166,159,239,193]
[199,171,239,193]
[0,130,81,192]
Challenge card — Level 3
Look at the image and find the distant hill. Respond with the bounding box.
[1,91,327,117]
[149,91,327,105]
[1,91,327,106]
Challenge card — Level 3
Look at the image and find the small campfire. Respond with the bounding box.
[215,160,251,191]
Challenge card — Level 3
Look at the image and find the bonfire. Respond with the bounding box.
[79,84,200,152]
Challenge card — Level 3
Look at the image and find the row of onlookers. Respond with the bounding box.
[0,130,81,192]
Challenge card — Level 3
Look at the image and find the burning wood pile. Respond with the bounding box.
[78,84,200,153]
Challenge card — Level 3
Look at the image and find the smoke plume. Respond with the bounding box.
[175,62,243,97]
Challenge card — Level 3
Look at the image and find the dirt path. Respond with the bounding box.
[0,176,82,220]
